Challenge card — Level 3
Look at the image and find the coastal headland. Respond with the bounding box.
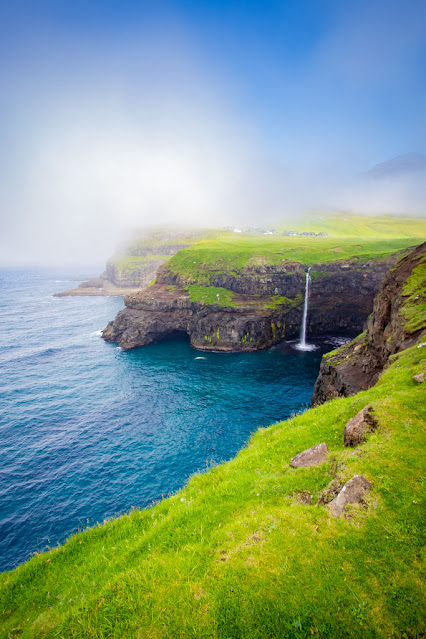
[2,216,425,638]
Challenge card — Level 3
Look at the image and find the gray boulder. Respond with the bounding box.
[290,443,328,468]
[344,405,378,447]
[327,475,372,517]
[413,372,424,383]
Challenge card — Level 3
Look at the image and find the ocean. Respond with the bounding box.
[0,268,342,572]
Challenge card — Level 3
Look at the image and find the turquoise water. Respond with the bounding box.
[0,269,343,572]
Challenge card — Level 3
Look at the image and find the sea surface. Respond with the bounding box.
[0,268,346,572]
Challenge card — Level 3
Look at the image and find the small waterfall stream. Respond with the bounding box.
[297,267,315,351]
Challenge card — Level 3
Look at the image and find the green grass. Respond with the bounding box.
[186,286,299,310]
[284,212,426,238]
[109,215,426,288]
[401,256,426,333]
[167,237,420,286]
[2,231,425,638]
[116,215,426,283]
[187,285,236,306]
[1,347,425,636]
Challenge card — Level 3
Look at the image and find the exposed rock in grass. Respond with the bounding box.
[295,491,313,504]
[317,479,343,505]
[327,475,372,517]
[290,443,328,468]
[413,372,424,383]
[344,404,379,447]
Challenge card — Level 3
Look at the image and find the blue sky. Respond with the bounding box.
[1,0,425,263]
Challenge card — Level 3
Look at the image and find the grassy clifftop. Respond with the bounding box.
[289,213,426,238]
[109,214,426,288]
[1,249,425,637]
[165,215,426,287]
[167,236,417,286]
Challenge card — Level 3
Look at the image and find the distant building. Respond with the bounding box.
[233,228,242,233]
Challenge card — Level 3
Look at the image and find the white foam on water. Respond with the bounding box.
[90,330,103,338]
[294,343,318,352]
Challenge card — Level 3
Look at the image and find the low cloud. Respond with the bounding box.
[0,2,425,266]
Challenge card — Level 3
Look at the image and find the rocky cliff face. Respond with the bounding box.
[102,254,399,351]
[312,242,426,405]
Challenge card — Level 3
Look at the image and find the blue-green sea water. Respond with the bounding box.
[0,269,346,572]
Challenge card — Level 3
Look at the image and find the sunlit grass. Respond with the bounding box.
[289,212,426,238]
[401,256,426,333]
[1,222,425,638]
[1,343,425,637]
[167,236,419,285]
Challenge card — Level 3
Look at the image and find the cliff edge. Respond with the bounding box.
[312,241,426,404]
[102,251,399,351]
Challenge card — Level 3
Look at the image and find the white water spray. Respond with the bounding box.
[297,267,315,351]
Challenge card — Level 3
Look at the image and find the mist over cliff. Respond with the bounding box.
[0,1,425,266]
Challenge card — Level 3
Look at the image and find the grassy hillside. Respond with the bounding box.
[108,215,426,285]
[1,266,425,637]
[289,213,426,238]
[401,254,426,333]
[167,236,420,286]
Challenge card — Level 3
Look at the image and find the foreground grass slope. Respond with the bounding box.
[1,358,425,632]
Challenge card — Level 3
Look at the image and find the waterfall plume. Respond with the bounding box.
[296,267,316,351]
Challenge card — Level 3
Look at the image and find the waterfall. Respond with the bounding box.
[297,267,312,350]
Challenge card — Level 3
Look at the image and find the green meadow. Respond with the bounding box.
[165,214,426,286]
[109,214,426,281]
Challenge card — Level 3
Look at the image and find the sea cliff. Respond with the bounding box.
[312,241,426,404]
[1,243,425,638]
[102,255,397,350]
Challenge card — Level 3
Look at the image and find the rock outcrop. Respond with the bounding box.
[312,242,426,404]
[102,256,397,351]
[289,443,329,468]
[327,475,372,517]
[343,405,378,447]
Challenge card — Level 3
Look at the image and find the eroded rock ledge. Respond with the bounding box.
[102,255,397,351]
[312,242,426,404]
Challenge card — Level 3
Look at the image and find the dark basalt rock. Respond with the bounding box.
[312,242,426,405]
[102,255,398,352]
